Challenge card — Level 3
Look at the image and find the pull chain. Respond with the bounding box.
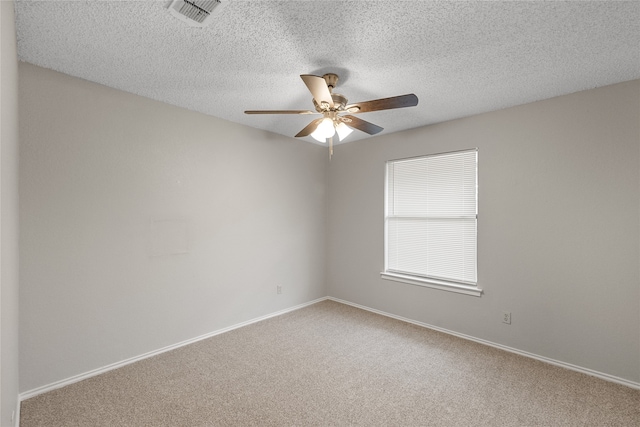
[329,136,333,160]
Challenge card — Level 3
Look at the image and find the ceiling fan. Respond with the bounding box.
[245,73,418,156]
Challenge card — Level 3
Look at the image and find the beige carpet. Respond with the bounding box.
[20,300,640,426]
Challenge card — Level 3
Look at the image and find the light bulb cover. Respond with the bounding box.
[311,117,336,141]
[335,122,354,141]
[311,132,327,143]
[318,117,336,138]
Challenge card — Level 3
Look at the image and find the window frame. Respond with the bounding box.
[381,149,482,297]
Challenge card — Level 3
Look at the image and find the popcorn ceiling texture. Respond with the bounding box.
[14,0,640,144]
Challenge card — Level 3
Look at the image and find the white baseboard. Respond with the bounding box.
[18,293,638,408]
[19,297,329,402]
[328,296,640,390]
[14,397,21,427]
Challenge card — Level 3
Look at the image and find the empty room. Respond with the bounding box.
[1,1,639,426]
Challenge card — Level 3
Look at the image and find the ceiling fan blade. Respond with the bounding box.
[244,110,317,115]
[341,115,383,135]
[300,75,334,109]
[295,118,324,137]
[345,94,418,114]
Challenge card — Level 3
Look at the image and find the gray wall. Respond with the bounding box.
[327,80,640,383]
[19,63,327,392]
[16,59,640,393]
[1,0,20,424]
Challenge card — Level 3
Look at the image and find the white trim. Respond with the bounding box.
[381,271,483,297]
[328,297,640,390]
[14,398,21,427]
[19,297,329,401]
[18,293,639,408]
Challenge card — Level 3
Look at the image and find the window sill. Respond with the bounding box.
[380,272,483,297]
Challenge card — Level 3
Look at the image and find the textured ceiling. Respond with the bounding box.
[14,0,640,145]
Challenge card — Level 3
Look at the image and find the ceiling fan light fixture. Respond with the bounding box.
[311,117,336,141]
[245,73,419,152]
[335,122,353,141]
[311,133,327,143]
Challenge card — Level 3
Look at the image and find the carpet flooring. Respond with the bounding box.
[20,300,640,426]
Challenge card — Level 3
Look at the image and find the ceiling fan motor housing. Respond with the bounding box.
[314,93,348,112]
[331,93,348,109]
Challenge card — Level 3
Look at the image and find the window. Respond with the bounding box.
[381,149,481,296]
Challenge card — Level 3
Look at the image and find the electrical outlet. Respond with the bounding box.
[277,285,282,294]
[503,312,511,324]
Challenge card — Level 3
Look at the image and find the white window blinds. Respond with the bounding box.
[385,149,477,285]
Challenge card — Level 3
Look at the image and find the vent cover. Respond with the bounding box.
[168,0,226,27]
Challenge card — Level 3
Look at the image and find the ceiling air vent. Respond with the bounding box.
[167,0,226,27]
